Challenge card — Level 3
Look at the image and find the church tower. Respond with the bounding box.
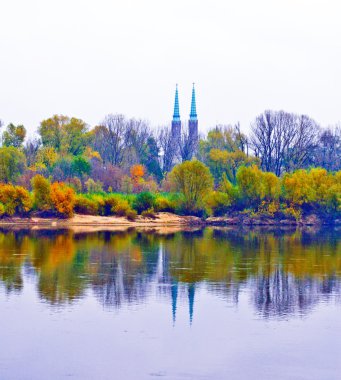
[171,84,181,141]
[188,83,198,155]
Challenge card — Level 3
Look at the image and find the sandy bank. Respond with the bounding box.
[0,212,203,228]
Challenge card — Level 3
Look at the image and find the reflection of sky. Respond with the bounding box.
[1,276,341,380]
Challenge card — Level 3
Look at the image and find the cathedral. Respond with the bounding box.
[171,84,198,158]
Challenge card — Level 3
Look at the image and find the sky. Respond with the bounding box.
[1,0,341,136]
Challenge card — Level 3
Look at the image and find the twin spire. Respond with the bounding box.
[172,83,197,122]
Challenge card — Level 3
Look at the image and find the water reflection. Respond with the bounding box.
[0,227,340,321]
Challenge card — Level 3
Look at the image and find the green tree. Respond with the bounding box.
[0,147,26,183]
[169,160,214,212]
[38,115,89,155]
[71,156,91,178]
[3,123,27,148]
[31,175,51,211]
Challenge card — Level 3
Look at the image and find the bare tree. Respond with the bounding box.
[123,118,152,167]
[157,126,176,173]
[251,110,320,175]
[92,114,126,166]
[24,138,41,167]
[312,125,341,171]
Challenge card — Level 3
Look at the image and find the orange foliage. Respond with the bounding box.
[130,164,145,192]
[50,182,75,218]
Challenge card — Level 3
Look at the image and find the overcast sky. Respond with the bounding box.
[1,0,340,135]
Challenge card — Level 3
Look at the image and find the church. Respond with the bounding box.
[171,84,199,158]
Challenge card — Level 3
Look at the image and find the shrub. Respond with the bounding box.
[74,195,99,215]
[204,191,231,216]
[31,174,51,211]
[154,195,176,213]
[50,182,75,218]
[141,207,157,219]
[0,184,33,216]
[126,209,137,221]
[0,203,5,216]
[111,198,131,217]
[133,191,156,214]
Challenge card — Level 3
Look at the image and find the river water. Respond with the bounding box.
[0,227,340,380]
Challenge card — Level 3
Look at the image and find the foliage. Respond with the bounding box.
[3,123,26,148]
[74,195,99,215]
[85,178,103,193]
[71,156,91,178]
[0,184,32,216]
[50,182,75,218]
[133,191,156,214]
[141,208,157,219]
[0,147,26,183]
[204,191,231,216]
[168,160,213,213]
[31,175,51,211]
[38,115,89,155]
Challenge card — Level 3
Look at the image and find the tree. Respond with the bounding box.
[0,147,26,183]
[141,137,163,181]
[91,114,126,166]
[50,182,75,217]
[71,156,91,178]
[24,138,41,167]
[157,126,176,173]
[3,123,26,148]
[312,126,341,171]
[38,115,89,155]
[251,110,320,175]
[169,160,213,211]
[31,175,51,211]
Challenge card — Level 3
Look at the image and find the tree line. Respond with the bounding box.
[0,110,339,220]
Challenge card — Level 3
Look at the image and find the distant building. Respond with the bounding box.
[171,84,199,160]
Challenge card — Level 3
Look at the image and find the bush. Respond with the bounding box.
[0,203,5,216]
[74,195,99,215]
[154,195,176,213]
[0,184,33,216]
[50,182,75,218]
[31,174,51,211]
[204,191,231,216]
[126,209,137,221]
[141,207,157,219]
[133,192,156,214]
[111,198,131,217]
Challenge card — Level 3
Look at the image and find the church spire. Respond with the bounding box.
[173,84,180,121]
[189,83,197,121]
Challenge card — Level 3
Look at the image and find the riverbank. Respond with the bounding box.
[0,212,339,228]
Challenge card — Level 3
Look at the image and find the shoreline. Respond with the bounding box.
[0,212,339,229]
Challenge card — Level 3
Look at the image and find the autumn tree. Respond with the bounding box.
[130,164,145,192]
[31,175,51,211]
[169,160,213,212]
[0,147,26,183]
[50,182,75,218]
[3,123,26,148]
[38,115,89,155]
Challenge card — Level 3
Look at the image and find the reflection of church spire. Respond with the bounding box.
[188,283,195,325]
[171,281,178,324]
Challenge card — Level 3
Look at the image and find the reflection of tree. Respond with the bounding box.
[89,231,160,309]
[0,232,28,294]
[0,227,339,320]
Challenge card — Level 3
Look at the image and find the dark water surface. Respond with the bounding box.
[0,227,340,380]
